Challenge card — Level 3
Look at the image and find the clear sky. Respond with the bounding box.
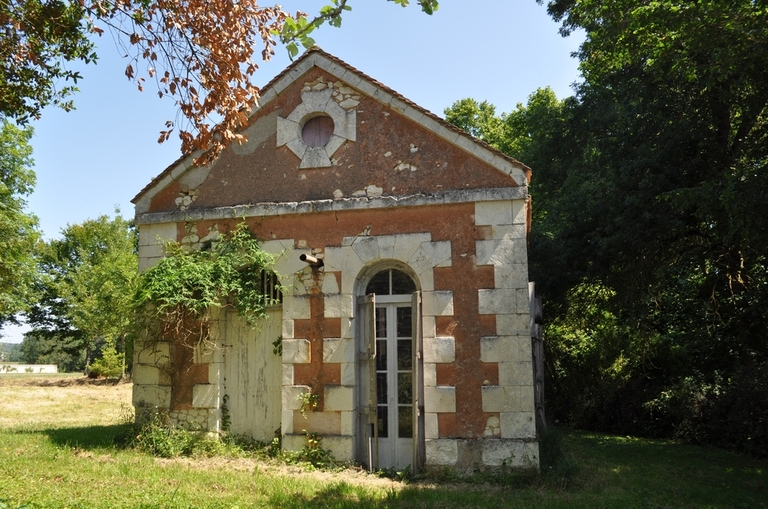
[1,0,583,343]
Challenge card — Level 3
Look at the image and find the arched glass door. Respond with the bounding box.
[365,269,419,469]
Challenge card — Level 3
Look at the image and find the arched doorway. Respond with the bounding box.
[356,267,425,471]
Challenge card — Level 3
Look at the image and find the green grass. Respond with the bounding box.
[0,381,766,508]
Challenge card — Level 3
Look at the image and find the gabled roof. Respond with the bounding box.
[132,46,530,205]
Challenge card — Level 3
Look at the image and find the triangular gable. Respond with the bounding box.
[133,47,530,215]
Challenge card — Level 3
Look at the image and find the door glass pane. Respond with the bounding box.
[376,373,388,404]
[375,308,387,338]
[367,271,390,295]
[376,340,387,371]
[397,372,412,404]
[377,406,388,438]
[397,340,412,370]
[396,306,412,337]
[398,406,413,438]
[391,270,416,295]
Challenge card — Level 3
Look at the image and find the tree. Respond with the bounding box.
[540,0,768,357]
[1,0,438,165]
[25,213,137,374]
[445,3,768,450]
[19,330,85,371]
[0,118,40,325]
[533,0,768,453]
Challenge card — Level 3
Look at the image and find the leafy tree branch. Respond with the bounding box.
[1,0,439,166]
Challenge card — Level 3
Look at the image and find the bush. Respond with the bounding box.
[87,347,124,378]
[118,414,339,467]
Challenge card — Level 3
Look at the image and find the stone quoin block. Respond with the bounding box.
[282,319,295,340]
[409,240,452,278]
[475,238,515,268]
[323,338,354,363]
[498,361,534,387]
[322,436,354,462]
[511,199,527,225]
[282,433,306,453]
[481,336,516,364]
[482,386,524,413]
[282,364,294,386]
[282,385,310,411]
[282,410,294,436]
[282,339,311,364]
[424,386,457,413]
[339,411,355,436]
[321,272,341,294]
[324,385,355,412]
[425,412,439,439]
[192,384,219,409]
[324,293,354,319]
[135,342,171,367]
[475,200,514,227]
[132,364,168,387]
[423,336,455,364]
[482,440,539,468]
[284,295,311,320]
[423,363,437,387]
[478,288,517,315]
[494,262,529,289]
[422,291,454,317]
[138,222,177,250]
[133,384,171,409]
[490,224,527,242]
[426,439,459,466]
[500,412,536,439]
[496,314,532,336]
[298,410,341,435]
[340,362,355,385]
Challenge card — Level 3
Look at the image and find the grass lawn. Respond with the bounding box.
[0,374,765,508]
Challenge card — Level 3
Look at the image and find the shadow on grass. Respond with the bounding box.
[39,423,131,449]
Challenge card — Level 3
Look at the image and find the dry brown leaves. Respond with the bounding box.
[88,0,298,165]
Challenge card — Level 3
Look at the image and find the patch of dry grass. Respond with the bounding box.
[0,376,132,428]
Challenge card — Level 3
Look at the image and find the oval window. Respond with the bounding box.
[301,116,334,147]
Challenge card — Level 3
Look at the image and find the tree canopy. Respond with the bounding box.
[1,0,438,165]
[23,213,137,373]
[446,0,768,457]
[0,118,40,324]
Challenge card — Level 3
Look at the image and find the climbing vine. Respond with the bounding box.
[133,223,279,351]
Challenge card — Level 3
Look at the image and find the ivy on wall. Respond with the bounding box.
[133,223,279,350]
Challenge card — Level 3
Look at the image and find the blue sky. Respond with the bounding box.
[2,0,583,343]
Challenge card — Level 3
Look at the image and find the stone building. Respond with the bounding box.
[131,47,538,472]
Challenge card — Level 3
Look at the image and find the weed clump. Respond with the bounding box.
[117,415,339,470]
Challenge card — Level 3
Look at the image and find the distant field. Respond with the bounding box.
[0,374,132,428]
[0,378,765,508]
[0,372,82,383]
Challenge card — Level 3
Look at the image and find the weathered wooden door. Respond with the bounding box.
[221,307,282,440]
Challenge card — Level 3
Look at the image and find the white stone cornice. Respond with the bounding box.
[135,187,527,225]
